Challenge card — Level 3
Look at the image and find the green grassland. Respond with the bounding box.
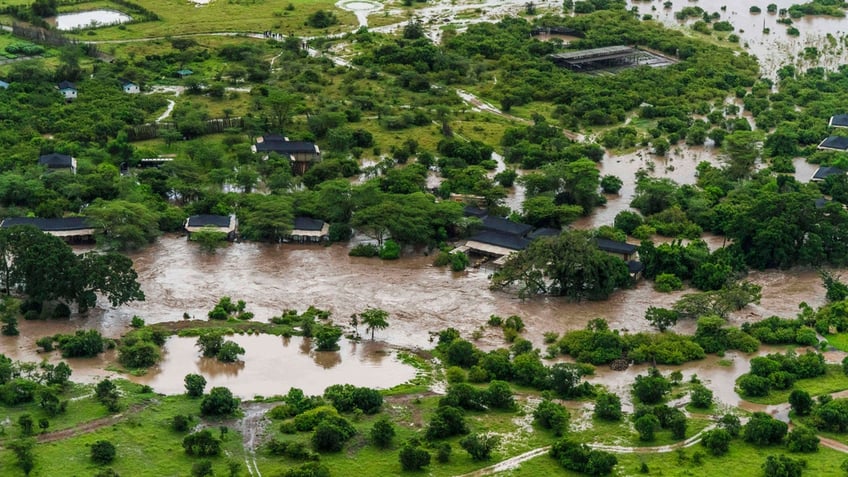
[61,0,358,40]
[741,364,848,405]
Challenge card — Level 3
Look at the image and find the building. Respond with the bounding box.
[595,237,638,261]
[810,165,846,182]
[252,134,321,175]
[122,81,140,94]
[57,81,77,100]
[184,214,237,240]
[177,69,193,78]
[287,217,330,243]
[829,114,848,128]
[38,153,77,174]
[0,80,9,90]
[0,217,96,242]
[817,136,848,152]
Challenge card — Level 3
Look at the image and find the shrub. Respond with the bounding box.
[460,433,500,461]
[550,438,617,475]
[689,384,713,409]
[379,240,400,260]
[534,399,569,436]
[370,417,395,448]
[426,406,469,440]
[743,412,788,445]
[91,440,117,464]
[654,273,683,292]
[786,427,819,453]
[348,243,379,257]
[594,392,622,420]
[399,443,430,470]
[183,430,221,456]
[311,416,356,452]
[701,428,732,455]
[200,387,239,416]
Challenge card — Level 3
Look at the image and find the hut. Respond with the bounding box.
[0,217,96,242]
[184,214,237,240]
[287,217,330,243]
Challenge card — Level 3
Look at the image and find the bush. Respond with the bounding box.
[786,427,819,453]
[379,240,400,260]
[460,433,500,461]
[349,243,379,257]
[399,443,430,471]
[534,399,569,436]
[743,412,788,445]
[183,430,221,456]
[635,414,660,441]
[200,387,239,416]
[311,417,356,452]
[761,455,806,477]
[426,406,469,440]
[654,273,683,292]
[172,414,190,432]
[689,384,713,409]
[323,384,383,414]
[550,438,617,475]
[701,428,732,455]
[370,417,395,448]
[91,440,116,464]
[594,392,622,420]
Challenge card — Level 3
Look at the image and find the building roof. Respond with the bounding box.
[186,215,232,228]
[57,81,76,90]
[463,206,488,218]
[0,80,8,89]
[830,114,848,128]
[812,166,846,181]
[254,137,319,155]
[38,153,74,168]
[293,216,325,231]
[481,216,533,236]
[177,69,193,76]
[818,136,848,151]
[627,260,644,274]
[469,231,530,251]
[1,216,92,231]
[595,237,637,255]
[815,197,832,209]
[527,227,561,240]
[550,45,636,62]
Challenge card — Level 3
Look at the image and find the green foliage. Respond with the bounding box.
[813,398,848,432]
[645,306,680,332]
[534,399,569,436]
[635,413,660,441]
[743,412,788,445]
[379,240,401,259]
[460,433,500,461]
[57,330,106,358]
[632,368,671,404]
[426,405,469,440]
[789,390,813,416]
[399,442,431,470]
[91,440,117,464]
[182,430,221,456]
[701,428,732,455]
[184,373,207,398]
[689,384,713,409]
[549,438,618,475]
[370,416,395,448]
[654,273,683,292]
[200,386,240,416]
[761,454,806,477]
[311,416,356,452]
[348,243,380,257]
[323,384,383,414]
[594,392,622,421]
[786,427,819,453]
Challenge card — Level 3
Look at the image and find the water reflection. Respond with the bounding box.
[133,334,416,398]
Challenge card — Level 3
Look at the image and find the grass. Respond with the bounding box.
[825,332,848,352]
[61,0,358,41]
[741,364,848,405]
[0,392,245,477]
[570,412,713,448]
[505,440,848,477]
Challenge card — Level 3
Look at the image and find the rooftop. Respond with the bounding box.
[527,227,561,240]
[1,216,92,231]
[463,206,488,218]
[811,165,846,181]
[293,216,325,231]
[254,137,319,155]
[818,136,848,151]
[57,80,76,90]
[481,216,533,237]
[468,231,530,251]
[38,153,74,168]
[186,214,232,228]
[595,237,637,255]
[830,114,848,128]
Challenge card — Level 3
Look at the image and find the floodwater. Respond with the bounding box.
[133,335,416,399]
[51,10,131,31]
[627,0,848,78]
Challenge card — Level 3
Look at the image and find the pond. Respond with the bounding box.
[51,10,131,31]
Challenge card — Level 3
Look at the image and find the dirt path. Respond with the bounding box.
[36,402,149,444]
[233,401,276,477]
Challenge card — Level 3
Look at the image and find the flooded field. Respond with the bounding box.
[134,335,416,399]
[51,10,131,30]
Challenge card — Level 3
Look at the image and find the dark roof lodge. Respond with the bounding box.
[830,114,848,128]
[38,153,77,173]
[184,214,237,240]
[818,136,848,151]
[811,165,846,182]
[0,216,95,242]
[252,134,321,175]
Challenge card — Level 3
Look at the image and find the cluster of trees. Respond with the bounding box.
[0,226,144,314]
[196,332,246,363]
[737,351,827,397]
[491,230,632,300]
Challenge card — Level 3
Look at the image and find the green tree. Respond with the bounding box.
[314,325,343,351]
[635,414,660,441]
[492,230,631,300]
[762,454,805,477]
[84,199,161,251]
[91,440,116,464]
[399,443,431,471]
[594,392,622,421]
[201,387,240,416]
[789,390,812,416]
[701,428,732,455]
[460,433,500,461]
[183,430,221,456]
[216,341,246,362]
[185,373,207,397]
[370,417,395,448]
[645,306,679,332]
[359,308,389,340]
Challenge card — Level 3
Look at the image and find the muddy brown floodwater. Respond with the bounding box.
[133,335,416,398]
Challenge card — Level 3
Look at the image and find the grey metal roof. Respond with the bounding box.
[1,216,91,231]
[469,231,530,251]
[595,237,637,255]
[255,139,318,154]
[293,216,325,231]
[812,166,846,181]
[481,216,533,236]
[528,227,561,240]
[830,114,848,127]
[187,215,231,228]
[818,136,848,150]
[549,45,636,62]
[38,153,73,168]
